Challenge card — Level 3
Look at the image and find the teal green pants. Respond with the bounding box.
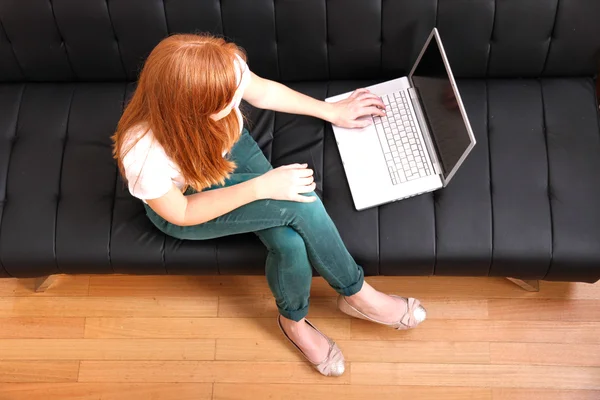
[144,129,365,321]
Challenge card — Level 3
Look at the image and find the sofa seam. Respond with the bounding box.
[105,0,128,80]
[541,0,560,76]
[215,239,220,275]
[107,84,128,273]
[161,0,170,35]
[49,0,77,80]
[219,0,226,37]
[325,0,330,80]
[595,77,600,132]
[53,85,76,274]
[540,80,555,280]
[272,102,277,162]
[486,0,497,77]
[160,232,167,274]
[273,0,280,80]
[379,0,383,77]
[0,84,26,278]
[486,81,494,276]
[0,17,26,79]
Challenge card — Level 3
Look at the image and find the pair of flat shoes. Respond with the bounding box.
[278,295,427,377]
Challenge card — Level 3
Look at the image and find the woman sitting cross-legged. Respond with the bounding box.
[112,34,426,377]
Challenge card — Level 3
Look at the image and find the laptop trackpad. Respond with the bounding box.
[337,125,392,188]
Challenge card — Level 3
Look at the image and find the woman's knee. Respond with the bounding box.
[280,193,329,223]
[263,226,307,256]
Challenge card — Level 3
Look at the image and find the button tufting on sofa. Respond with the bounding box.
[0,0,599,286]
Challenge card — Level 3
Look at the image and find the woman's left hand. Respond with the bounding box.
[328,88,386,129]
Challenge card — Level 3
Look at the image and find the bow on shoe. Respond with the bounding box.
[316,341,345,377]
[398,297,424,329]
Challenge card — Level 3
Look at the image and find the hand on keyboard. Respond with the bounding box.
[328,88,386,129]
[374,91,433,185]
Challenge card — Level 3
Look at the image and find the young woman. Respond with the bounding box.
[113,34,426,377]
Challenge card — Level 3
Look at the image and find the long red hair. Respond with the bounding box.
[112,33,246,191]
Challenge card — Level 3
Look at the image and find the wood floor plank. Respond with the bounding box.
[0,297,217,317]
[0,383,213,400]
[88,276,274,297]
[490,343,600,367]
[489,299,600,321]
[538,281,600,300]
[218,296,339,318]
[88,275,600,299]
[341,341,489,363]
[215,339,301,362]
[217,296,488,320]
[0,362,79,383]
[88,276,340,298]
[0,276,90,297]
[0,339,216,360]
[216,339,490,364]
[350,363,600,389]
[492,389,600,400]
[213,383,492,400]
[84,317,350,339]
[0,318,85,338]
[422,299,489,319]
[78,361,350,384]
[351,319,600,343]
[1,275,598,396]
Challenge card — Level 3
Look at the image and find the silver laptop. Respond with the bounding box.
[325,28,476,211]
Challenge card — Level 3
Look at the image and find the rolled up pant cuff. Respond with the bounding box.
[278,303,310,322]
[333,265,365,297]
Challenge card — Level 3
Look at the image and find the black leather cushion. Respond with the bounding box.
[1,78,599,282]
[1,0,600,82]
[1,0,600,282]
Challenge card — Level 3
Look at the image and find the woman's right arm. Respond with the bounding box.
[147,164,316,226]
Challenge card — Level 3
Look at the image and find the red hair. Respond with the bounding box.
[112,33,246,191]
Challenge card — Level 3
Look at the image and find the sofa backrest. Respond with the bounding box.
[1,0,598,82]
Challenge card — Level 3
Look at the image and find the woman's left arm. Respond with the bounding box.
[243,72,386,129]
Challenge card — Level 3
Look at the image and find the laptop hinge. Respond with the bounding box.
[407,87,444,179]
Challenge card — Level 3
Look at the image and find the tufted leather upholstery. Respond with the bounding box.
[1,1,599,282]
[2,0,600,83]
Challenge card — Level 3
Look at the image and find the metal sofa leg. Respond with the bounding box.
[506,278,540,292]
[34,275,58,292]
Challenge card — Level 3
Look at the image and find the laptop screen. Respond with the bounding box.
[410,32,473,183]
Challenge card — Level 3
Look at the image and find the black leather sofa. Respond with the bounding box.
[1,0,599,285]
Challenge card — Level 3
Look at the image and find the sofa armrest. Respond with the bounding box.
[596,53,600,109]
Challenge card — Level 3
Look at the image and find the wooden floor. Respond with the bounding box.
[0,275,599,400]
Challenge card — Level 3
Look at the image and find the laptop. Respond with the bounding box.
[325,28,476,211]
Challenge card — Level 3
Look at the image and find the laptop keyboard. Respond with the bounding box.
[373,91,432,185]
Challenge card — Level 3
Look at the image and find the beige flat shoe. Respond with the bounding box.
[337,295,426,330]
[277,316,345,377]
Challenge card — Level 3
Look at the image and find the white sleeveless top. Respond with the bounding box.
[122,55,251,202]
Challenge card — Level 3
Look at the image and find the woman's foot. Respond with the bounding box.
[278,316,331,363]
[341,281,426,328]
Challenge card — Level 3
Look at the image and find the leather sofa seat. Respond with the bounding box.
[1,77,599,282]
[1,0,599,283]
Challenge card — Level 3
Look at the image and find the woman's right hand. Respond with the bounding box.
[254,164,317,203]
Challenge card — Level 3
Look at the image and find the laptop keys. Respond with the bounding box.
[373,90,434,186]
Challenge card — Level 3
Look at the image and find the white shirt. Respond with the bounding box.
[122,55,251,202]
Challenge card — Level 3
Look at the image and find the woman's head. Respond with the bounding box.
[113,33,247,191]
